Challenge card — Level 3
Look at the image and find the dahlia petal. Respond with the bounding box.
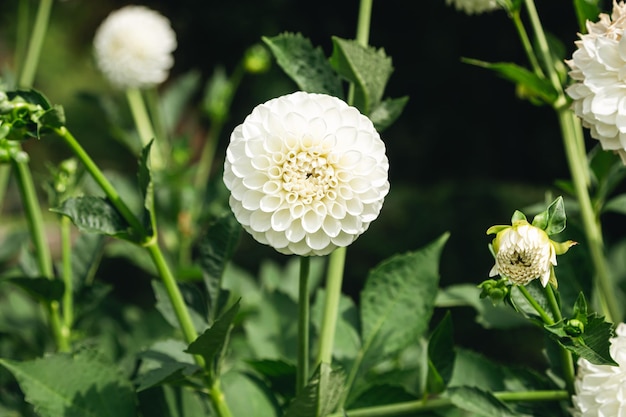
[249,210,272,232]
[306,230,331,251]
[271,209,292,232]
[302,210,324,233]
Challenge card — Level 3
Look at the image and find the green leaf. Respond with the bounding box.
[246,359,296,401]
[427,311,455,393]
[138,384,210,417]
[222,371,280,417]
[51,196,131,238]
[262,33,343,97]
[202,67,234,124]
[69,233,104,293]
[603,193,626,215]
[185,299,240,372]
[135,361,199,392]
[152,280,209,333]
[162,70,202,133]
[509,280,555,323]
[1,276,64,302]
[360,233,450,359]
[137,140,155,236]
[573,0,602,33]
[369,96,409,132]
[531,196,566,235]
[462,59,558,106]
[0,350,136,417]
[446,386,523,417]
[196,212,241,320]
[329,37,394,114]
[284,363,345,417]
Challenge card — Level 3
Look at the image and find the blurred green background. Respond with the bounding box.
[1,0,619,369]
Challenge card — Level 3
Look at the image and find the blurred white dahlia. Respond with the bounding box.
[445,0,500,15]
[223,91,389,256]
[488,221,556,287]
[566,1,626,163]
[93,5,176,89]
[572,322,626,417]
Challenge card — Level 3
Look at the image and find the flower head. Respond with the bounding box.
[445,0,500,15]
[93,6,177,89]
[488,220,557,287]
[566,1,626,163]
[223,91,389,256]
[572,323,626,417]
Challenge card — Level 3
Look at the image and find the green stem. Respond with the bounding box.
[209,381,234,417]
[328,390,569,417]
[347,0,373,105]
[126,88,163,170]
[317,246,346,365]
[518,285,553,324]
[297,256,311,394]
[0,165,11,214]
[510,10,543,78]
[11,157,68,352]
[544,284,576,395]
[14,0,31,81]
[60,215,73,332]
[18,0,53,88]
[54,127,147,240]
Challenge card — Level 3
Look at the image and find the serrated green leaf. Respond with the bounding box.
[446,386,523,417]
[1,276,64,302]
[196,212,241,320]
[462,59,558,106]
[262,33,343,97]
[553,315,617,365]
[138,140,155,236]
[329,37,394,114]
[0,350,136,417]
[51,196,131,238]
[185,299,240,371]
[369,96,409,132]
[427,311,455,393]
[284,363,344,417]
[361,233,450,359]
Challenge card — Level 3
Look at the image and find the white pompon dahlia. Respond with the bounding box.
[488,221,556,287]
[223,91,389,256]
[445,0,500,15]
[572,323,626,417]
[566,1,626,164]
[93,6,177,89]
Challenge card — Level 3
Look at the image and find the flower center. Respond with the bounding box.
[281,149,336,205]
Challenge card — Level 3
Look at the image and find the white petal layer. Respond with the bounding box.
[223,91,389,256]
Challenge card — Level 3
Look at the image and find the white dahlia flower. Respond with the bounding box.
[223,91,389,256]
[566,1,626,164]
[93,5,177,89]
[572,322,626,417]
[445,0,500,15]
[488,221,556,287]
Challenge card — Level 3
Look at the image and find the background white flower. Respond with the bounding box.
[93,5,177,89]
[489,222,556,286]
[572,322,626,417]
[566,1,626,163]
[445,0,500,15]
[223,91,389,256]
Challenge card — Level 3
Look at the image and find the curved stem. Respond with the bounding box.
[297,256,311,394]
[11,157,68,351]
[317,246,346,365]
[518,285,553,325]
[18,0,53,88]
[54,127,147,240]
[328,390,569,417]
[510,10,543,78]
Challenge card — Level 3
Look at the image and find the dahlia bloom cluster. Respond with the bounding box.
[566,1,626,163]
[223,91,389,256]
[445,0,500,15]
[572,322,626,417]
[93,6,177,89]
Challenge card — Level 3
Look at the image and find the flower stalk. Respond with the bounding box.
[126,88,163,170]
[297,256,311,394]
[18,0,53,88]
[60,215,74,331]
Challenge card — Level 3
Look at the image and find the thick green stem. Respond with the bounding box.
[126,88,163,170]
[297,256,311,394]
[60,215,74,332]
[12,157,68,351]
[317,246,346,365]
[328,390,569,417]
[209,381,234,417]
[544,284,576,395]
[18,0,53,88]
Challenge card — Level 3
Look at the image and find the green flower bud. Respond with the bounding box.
[564,318,585,337]
[243,44,271,74]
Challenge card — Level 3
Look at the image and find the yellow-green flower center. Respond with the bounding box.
[281,149,337,205]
